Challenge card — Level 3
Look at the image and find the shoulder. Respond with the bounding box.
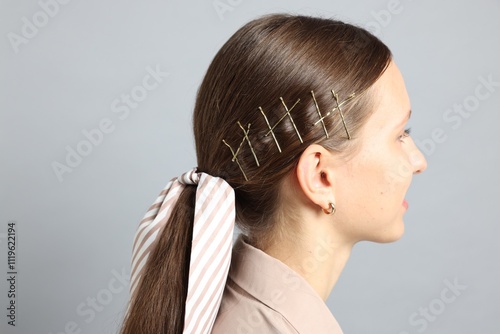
[212,277,299,334]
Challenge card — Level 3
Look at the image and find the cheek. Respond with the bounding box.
[348,153,411,209]
[337,147,413,210]
[339,159,385,209]
[382,156,413,195]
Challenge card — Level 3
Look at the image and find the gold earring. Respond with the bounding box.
[323,202,336,215]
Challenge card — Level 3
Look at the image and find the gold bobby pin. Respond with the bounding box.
[225,89,358,181]
[331,90,356,140]
[259,107,282,153]
[263,98,301,140]
[222,139,249,181]
[313,90,355,139]
[222,122,260,181]
[310,90,330,138]
[237,121,260,167]
[279,97,303,143]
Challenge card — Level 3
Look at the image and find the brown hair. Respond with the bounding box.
[121,14,391,334]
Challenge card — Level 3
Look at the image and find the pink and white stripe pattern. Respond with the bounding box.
[129,168,235,334]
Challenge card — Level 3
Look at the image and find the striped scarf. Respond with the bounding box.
[129,168,235,333]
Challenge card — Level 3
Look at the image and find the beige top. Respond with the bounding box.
[212,235,344,334]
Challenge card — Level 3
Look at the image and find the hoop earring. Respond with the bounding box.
[323,202,336,215]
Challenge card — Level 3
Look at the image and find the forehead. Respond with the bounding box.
[366,61,411,129]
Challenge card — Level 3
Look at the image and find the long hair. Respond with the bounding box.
[121,14,391,334]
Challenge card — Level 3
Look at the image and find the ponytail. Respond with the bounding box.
[122,168,235,333]
[121,186,196,334]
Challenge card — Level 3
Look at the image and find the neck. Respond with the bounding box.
[262,231,353,300]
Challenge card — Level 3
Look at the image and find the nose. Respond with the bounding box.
[409,144,428,174]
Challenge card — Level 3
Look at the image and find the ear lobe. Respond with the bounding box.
[296,144,335,210]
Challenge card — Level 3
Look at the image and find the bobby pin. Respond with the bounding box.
[313,90,356,139]
[221,121,260,181]
[222,139,249,181]
[332,90,355,139]
[259,107,282,153]
[311,90,330,138]
[237,121,260,167]
[279,97,303,143]
[224,89,359,181]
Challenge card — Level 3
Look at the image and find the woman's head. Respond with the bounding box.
[122,14,427,334]
[193,14,421,246]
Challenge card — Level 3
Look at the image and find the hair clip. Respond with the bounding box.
[311,90,330,138]
[259,107,282,153]
[279,97,303,143]
[222,139,248,181]
[312,90,355,139]
[224,89,358,181]
[237,121,260,167]
[331,90,355,140]
[222,122,260,181]
[259,97,303,153]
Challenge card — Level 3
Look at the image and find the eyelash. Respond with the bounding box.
[398,127,411,142]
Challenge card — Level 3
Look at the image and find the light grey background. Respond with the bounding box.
[1,0,499,333]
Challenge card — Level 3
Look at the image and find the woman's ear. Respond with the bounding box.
[295,144,336,212]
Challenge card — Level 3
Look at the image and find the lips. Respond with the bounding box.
[402,199,409,209]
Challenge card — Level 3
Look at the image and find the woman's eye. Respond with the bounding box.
[398,127,411,142]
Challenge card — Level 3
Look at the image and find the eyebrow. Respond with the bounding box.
[396,109,411,128]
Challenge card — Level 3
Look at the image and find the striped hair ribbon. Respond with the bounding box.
[129,168,236,333]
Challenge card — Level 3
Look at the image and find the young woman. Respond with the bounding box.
[121,14,427,334]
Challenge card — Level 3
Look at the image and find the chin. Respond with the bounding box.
[371,220,405,243]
